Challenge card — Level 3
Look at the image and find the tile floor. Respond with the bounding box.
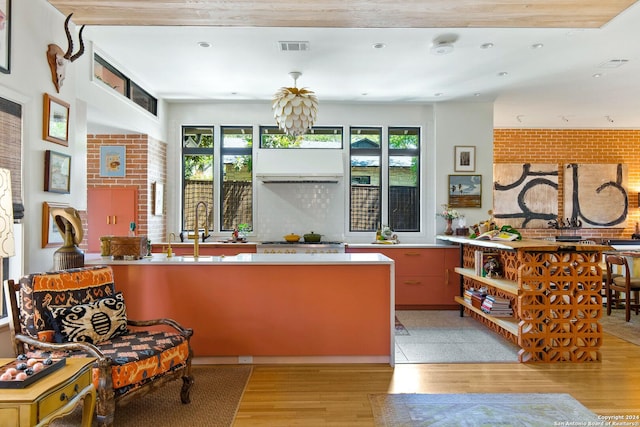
[394,310,520,363]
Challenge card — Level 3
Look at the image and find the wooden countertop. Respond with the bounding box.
[437,235,612,251]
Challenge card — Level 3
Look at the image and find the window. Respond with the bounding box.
[182,126,214,232]
[260,126,343,148]
[130,81,158,116]
[349,127,421,232]
[93,54,157,116]
[181,126,255,234]
[350,127,382,231]
[388,127,420,231]
[221,126,253,231]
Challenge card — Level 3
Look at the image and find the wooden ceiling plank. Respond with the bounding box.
[46,0,637,28]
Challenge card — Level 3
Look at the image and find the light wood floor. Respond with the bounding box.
[234,332,640,426]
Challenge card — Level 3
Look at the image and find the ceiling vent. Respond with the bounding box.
[598,59,629,68]
[278,41,310,52]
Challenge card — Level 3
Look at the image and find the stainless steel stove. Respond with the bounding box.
[257,241,345,254]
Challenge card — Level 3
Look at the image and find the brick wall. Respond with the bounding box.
[86,134,167,247]
[494,129,640,240]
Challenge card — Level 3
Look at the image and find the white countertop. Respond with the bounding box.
[345,243,455,248]
[151,241,452,248]
[85,252,394,266]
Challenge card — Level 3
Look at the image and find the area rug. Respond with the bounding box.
[600,309,640,346]
[51,365,252,427]
[369,393,601,426]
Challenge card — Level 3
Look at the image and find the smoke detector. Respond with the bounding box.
[431,40,454,55]
[430,33,458,55]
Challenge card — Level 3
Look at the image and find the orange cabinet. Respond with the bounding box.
[87,187,138,253]
[347,246,460,308]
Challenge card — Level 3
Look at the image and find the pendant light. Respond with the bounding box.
[272,71,318,137]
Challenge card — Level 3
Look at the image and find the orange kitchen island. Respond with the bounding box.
[86,252,395,365]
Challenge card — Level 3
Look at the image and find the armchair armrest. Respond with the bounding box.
[14,333,111,364]
[127,318,193,338]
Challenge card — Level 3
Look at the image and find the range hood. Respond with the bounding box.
[255,149,344,183]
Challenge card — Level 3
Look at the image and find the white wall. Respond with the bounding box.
[434,102,495,232]
[168,101,493,243]
[0,0,87,274]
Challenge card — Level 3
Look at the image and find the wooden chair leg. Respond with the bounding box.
[606,285,613,316]
[181,374,194,404]
[625,291,631,322]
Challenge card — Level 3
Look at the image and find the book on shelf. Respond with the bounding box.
[474,250,500,277]
[480,295,513,317]
[464,288,487,308]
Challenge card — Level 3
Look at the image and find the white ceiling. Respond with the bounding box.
[81,2,640,128]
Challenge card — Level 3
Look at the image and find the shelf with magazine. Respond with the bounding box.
[438,235,610,363]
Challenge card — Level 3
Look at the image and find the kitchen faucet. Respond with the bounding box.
[188,201,210,258]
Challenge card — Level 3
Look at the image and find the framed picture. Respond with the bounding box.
[100,145,126,177]
[44,150,71,193]
[43,93,70,145]
[0,0,10,74]
[448,174,482,208]
[42,201,67,248]
[454,145,476,172]
[153,182,164,216]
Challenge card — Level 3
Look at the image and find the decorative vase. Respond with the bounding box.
[444,219,454,235]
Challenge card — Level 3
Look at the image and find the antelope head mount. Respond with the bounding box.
[46,13,85,93]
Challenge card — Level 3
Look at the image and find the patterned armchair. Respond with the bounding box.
[3,265,194,427]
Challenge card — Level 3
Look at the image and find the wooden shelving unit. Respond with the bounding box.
[454,267,519,295]
[439,236,609,363]
[453,296,519,336]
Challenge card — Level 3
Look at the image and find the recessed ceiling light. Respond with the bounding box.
[473,93,481,97]
[434,92,444,97]
[361,92,368,96]
[373,43,386,49]
[531,43,544,49]
[480,42,494,49]
[198,41,211,48]
[592,73,603,78]
[497,71,509,77]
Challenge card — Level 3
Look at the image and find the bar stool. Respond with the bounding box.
[605,254,640,322]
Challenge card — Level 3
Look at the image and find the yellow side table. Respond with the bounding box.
[0,357,96,427]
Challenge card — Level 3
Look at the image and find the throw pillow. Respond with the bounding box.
[50,292,128,344]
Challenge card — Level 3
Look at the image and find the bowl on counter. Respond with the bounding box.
[284,233,301,242]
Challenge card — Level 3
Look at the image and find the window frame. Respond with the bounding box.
[259,126,343,149]
[220,125,254,232]
[93,53,158,116]
[349,127,383,232]
[181,125,215,232]
[387,127,421,232]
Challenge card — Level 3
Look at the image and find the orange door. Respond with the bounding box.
[87,187,137,252]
